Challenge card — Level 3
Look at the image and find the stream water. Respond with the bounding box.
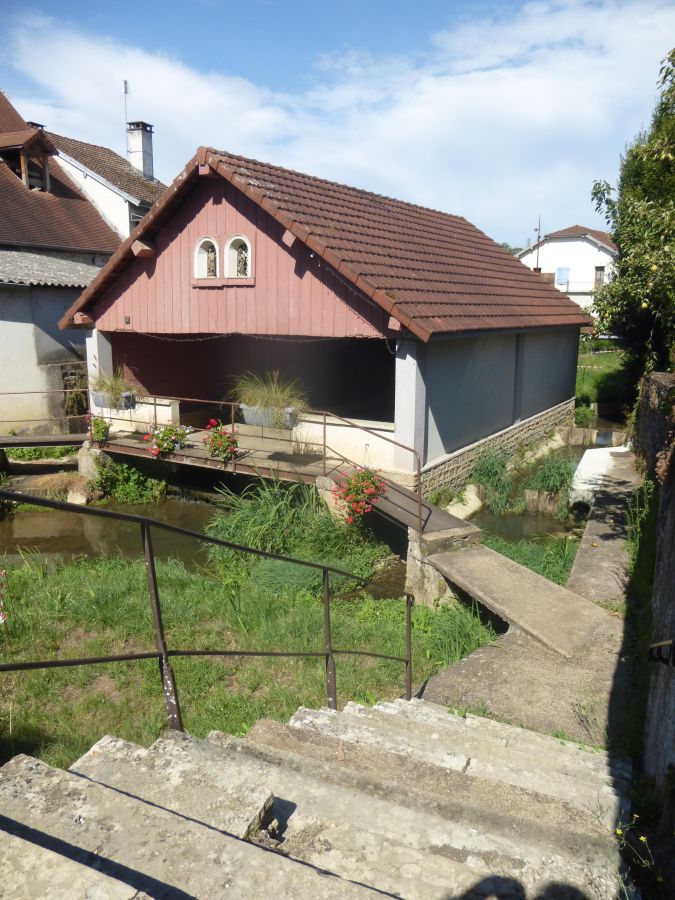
[0,497,216,568]
[468,444,588,542]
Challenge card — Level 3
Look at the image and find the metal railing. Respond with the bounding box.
[0,490,414,730]
[108,393,425,531]
[648,638,674,667]
[0,388,425,530]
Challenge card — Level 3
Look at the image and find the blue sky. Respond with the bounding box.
[1,1,673,244]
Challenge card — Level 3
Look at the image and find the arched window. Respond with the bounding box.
[194,238,219,278]
[226,236,251,278]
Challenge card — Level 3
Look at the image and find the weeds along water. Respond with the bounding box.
[0,480,495,768]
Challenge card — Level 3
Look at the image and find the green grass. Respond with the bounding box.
[0,482,496,768]
[5,446,77,461]
[576,346,637,411]
[471,448,511,514]
[0,556,494,768]
[483,533,579,585]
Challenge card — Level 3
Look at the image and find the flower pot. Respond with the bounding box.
[239,404,297,429]
[90,390,111,408]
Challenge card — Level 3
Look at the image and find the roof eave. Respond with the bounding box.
[54,152,142,206]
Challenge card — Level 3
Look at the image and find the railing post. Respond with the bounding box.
[415,454,423,533]
[152,396,158,430]
[322,412,327,476]
[405,594,413,701]
[322,568,337,710]
[141,521,184,731]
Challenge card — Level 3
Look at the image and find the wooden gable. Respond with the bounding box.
[92,176,390,338]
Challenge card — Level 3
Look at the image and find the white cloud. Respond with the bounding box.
[3,2,674,244]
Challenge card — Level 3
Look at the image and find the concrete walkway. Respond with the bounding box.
[421,451,640,748]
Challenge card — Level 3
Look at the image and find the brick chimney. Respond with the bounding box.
[127,121,154,179]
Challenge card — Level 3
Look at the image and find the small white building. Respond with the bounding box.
[517,225,617,309]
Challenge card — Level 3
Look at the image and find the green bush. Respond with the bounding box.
[574,405,594,427]
[470,448,511,514]
[428,486,465,508]
[483,534,578,586]
[527,455,575,495]
[6,446,77,461]
[93,458,166,503]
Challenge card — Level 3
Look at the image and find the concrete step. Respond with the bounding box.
[288,705,626,828]
[153,729,494,897]
[232,724,622,896]
[244,717,614,845]
[0,754,370,898]
[428,545,614,658]
[355,698,632,786]
[70,734,274,839]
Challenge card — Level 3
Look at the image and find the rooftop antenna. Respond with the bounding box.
[534,214,542,270]
[123,80,129,154]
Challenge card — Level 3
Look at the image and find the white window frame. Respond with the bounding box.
[225,234,252,278]
[194,237,219,279]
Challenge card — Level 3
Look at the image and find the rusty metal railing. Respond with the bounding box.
[96,393,425,531]
[0,490,414,730]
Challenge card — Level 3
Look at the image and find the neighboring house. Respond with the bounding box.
[47,124,165,239]
[517,225,617,310]
[0,91,165,433]
[60,148,589,489]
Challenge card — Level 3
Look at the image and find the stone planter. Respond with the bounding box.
[90,390,135,410]
[239,404,297,429]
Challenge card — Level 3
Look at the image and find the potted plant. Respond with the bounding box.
[203,418,239,462]
[87,415,109,446]
[231,371,308,429]
[332,467,387,525]
[143,424,194,458]
[90,367,136,410]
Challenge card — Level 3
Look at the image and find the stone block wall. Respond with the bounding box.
[421,398,575,494]
[637,373,675,790]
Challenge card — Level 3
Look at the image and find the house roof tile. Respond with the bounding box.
[47,131,166,206]
[0,93,120,254]
[544,224,618,253]
[61,147,591,339]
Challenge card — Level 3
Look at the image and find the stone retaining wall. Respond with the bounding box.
[421,398,575,494]
[637,373,675,791]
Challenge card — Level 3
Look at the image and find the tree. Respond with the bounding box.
[499,241,523,256]
[592,49,675,373]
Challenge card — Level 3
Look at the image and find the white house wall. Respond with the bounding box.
[54,156,133,238]
[519,239,615,308]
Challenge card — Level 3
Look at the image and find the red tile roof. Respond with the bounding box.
[61,147,591,338]
[0,93,119,254]
[545,225,617,253]
[47,131,166,206]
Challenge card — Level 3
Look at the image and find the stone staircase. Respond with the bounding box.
[0,699,630,898]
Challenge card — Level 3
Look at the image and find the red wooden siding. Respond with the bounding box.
[93,178,389,338]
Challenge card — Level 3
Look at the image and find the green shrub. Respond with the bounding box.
[574,405,594,427]
[428,486,466,508]
[527,455,575,495]
[93,458,166,503]
[6,446,77,461]
[471,448,511,514]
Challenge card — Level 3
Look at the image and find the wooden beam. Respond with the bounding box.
[131,239,156,258]
[73,312,94,327]
[20,152,29,187]
[281,229,296,249]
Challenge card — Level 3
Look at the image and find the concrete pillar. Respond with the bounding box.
[85,330,113,386]
[394,339,426,473]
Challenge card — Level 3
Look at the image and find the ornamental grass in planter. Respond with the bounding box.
[90,367,136,410]
[231,371,309,429]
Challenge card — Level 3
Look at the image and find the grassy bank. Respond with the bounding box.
[483,533,579,585]
[0,481,495,768]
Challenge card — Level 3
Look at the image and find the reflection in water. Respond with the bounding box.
[0,499,216,569]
